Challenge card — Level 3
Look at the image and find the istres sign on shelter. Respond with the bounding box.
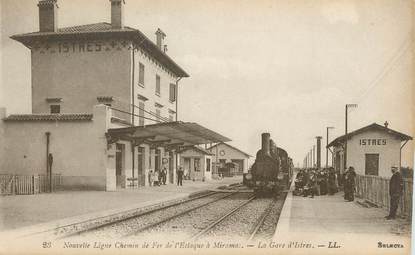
[359,139,387,146]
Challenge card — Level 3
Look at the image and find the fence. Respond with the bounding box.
[355,174,413,218]
[0,174,62,195]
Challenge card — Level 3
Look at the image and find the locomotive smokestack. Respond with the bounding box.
[261,133,270,156]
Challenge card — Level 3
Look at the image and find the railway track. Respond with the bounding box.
[57,189,286,242]
[23,190,220,239]
[190,196,257,240]
[124,191,254,240]
[66,191,236,239]
[190,193,286,242]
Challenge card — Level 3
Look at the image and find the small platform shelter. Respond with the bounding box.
[177,146,214,181]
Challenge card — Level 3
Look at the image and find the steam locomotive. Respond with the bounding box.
[244,133,293,196]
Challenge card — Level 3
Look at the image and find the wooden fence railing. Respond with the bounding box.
[355,174,413,218]
[0,174,62,195]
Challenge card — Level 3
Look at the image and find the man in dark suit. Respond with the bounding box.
[386,166,403,220]
[177,167,184,186]
[345,167,356,201]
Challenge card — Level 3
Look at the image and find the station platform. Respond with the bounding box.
[0,177,241,236]
[273,186,411,254]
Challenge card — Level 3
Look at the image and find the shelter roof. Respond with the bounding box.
[107,121,231,147]
[327,123,412,148]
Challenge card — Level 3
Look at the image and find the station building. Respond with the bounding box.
[178,146,214,181]
[0,0,230,191]
[207,142,251,176]
[327,123,412,177]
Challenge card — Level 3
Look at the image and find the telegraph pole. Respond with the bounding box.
[316,136,322,169]
[326,127,334,167]
[345,104,357,172]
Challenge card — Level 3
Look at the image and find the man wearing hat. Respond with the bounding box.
[344,166,356,201]
[386,166,403,220]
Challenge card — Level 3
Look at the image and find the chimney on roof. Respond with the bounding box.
[110,0,125,29]
[155,28,166,51]
[38,0,59,32]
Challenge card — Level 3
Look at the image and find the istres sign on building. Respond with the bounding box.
[33,40,133,54]
[359,139,387,146]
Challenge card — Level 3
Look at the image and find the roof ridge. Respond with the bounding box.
[207,142,252,157]
[179,145,214,155]
[327,122,412,148]
[58,22,110,29]
[10,22,189,77]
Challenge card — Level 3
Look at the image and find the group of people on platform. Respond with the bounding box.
[294,165,404,220]
[148,167,168,186]
[294,167,339,198]
[147,166,185,187]
[294,166,359,201]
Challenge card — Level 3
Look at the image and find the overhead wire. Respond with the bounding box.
[110,107,165,123]
[109,97,172,123]
[355,33,412,105]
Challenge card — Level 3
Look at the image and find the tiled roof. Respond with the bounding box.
[59,23,133,34]
[10,22,189,78]
[178,146,215,156]
[11,23,135,37]
[3,114,93,121]
[207,142,252,157]
[97,96,114,102]
[327,123,413,148]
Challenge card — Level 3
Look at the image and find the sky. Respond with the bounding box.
[0,0,413,168]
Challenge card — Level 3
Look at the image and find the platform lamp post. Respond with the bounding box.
[326,127,335,167]
[344,104,358,172]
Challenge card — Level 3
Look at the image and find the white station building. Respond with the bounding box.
[207,142,251,176]
[327,123,412,177]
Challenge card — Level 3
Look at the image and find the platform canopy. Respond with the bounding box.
[107,121,231,149]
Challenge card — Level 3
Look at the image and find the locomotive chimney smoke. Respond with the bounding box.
[316,136,322,168]
[261,133,270,156]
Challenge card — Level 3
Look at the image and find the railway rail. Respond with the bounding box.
[50,188,287,242]
[22,190,220,239]
[191,193,286,242]
[68,191,235,239]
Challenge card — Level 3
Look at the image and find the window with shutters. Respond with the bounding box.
[169,83,176,102]
[155,75,161,96]
[138,101,145,126]
[138,63,145,87]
